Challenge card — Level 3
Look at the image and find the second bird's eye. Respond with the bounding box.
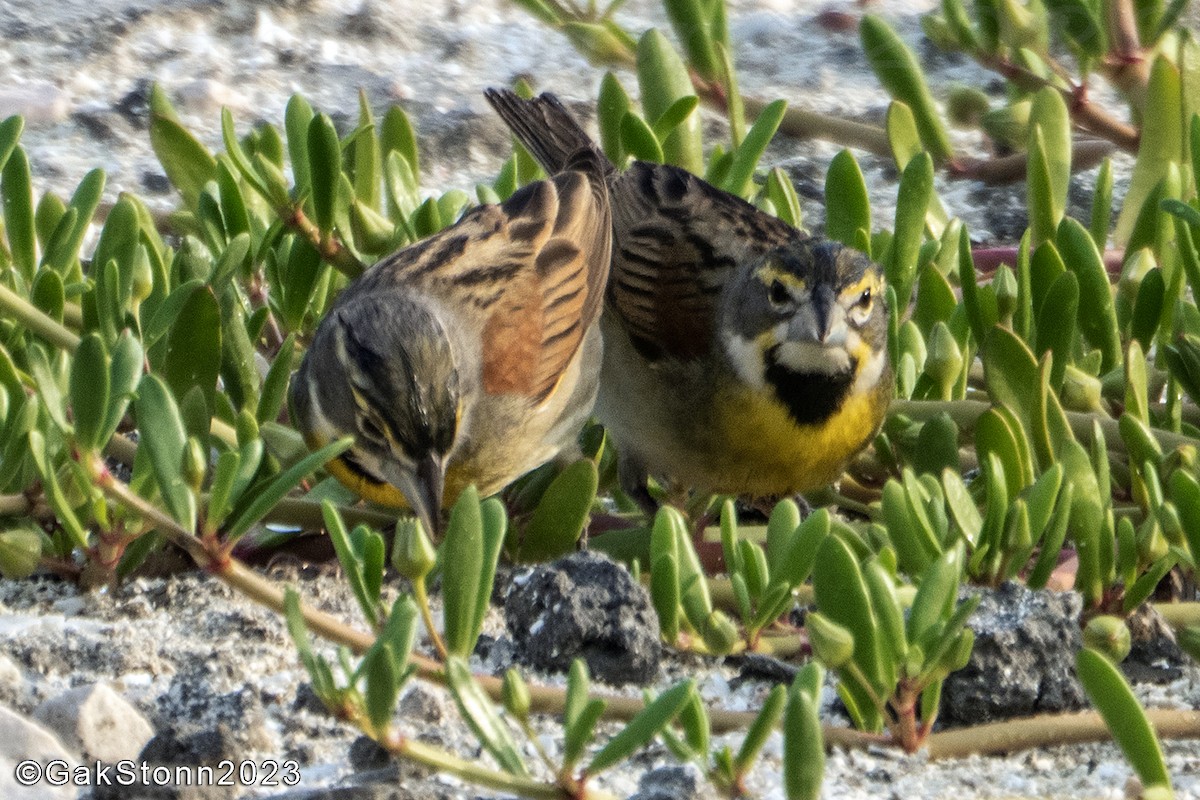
[857,287,872,308]
[768,279,791,306]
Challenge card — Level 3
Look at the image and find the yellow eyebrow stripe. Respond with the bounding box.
[755,263,807,291]
[841,273,878,300]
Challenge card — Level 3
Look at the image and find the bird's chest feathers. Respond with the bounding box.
[711,345,888,495]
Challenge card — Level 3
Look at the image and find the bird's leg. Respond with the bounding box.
[618,451,659,518]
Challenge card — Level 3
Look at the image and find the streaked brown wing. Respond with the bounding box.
[362,149,611,404]
[608,161,800,360]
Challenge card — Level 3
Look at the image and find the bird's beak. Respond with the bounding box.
[399,453,446,538]
[812,284,836,343]
[789,284,839,344]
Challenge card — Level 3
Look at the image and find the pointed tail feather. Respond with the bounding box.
[484,88,613,177]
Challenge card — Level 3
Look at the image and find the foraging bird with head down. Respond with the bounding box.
[290,145,612,535]
[485,89,892,506]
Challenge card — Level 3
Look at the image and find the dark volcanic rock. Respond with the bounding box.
[940,582,1087,726]
[627,765,719,800]
[1122,603,1188,684]
[503,551,661,685]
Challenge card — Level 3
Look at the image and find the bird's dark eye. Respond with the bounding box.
[768,279,791,307]
[857,287,873,308]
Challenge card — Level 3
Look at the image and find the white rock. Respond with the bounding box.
[0,83,70,125]
[0,705,77,800]
[32,683,154,763]
[0,653,23,691]
[177,79,244,115]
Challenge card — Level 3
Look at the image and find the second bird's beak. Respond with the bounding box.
[400,453,446,538]
[789,284,839,344]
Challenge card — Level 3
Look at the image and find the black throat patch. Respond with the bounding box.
[764,346,856,427]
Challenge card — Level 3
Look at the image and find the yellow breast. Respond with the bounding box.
[708,382,888,496]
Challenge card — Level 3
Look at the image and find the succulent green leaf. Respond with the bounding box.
[517,459,597,562]
[352,91,382,210]
[1116,57,1183,245]
[958,227,995,350]
[355,524,387,619]
[222,436,351,543]
[860,15,954,162]
[907,546,962,645]
[1130,268,1165,352]
[1170,470,1200,567]
[598,72,633,166]
[650,95,701,144]
[446,656,529,776]
[562,662,607,769]
[765,167,803,228]
[0,394,37,492]
[723,99,786,198]
[100,330,142,447]
[279,236,327,332]
[163,285,222,412]
[913,264,957,335]
[620,111,664,163]
[1030,88,1071,241]
[220,109,272,203]
[69,333,111,452]
[650,547,681,644]
[734,683,786,776]
[1090,158,1113,248]
[663,0,721,80]
[213,160,251,244]
[636,29,703,173]
[1076,648,1172,789]
[1043,0,1105,55]
[2,145,36,282]
[30,269,65,325]
[676,687,710,757]
[975,408,1028,498]
[150,111,216,211]
[766,497,802,568]
[886,101,923,170]
[587,680,693,774]
[441,486,485,657]
[257,335,296,425]
[1034,270,1078,394]
[43,169,104,276]
[882,478,936,574]
[825,150,871,250]
[563,21,635,67]
[135,375,196,531]
[307,113,342,236]
[864,559,908,662]
[283,589,339,704]
[322,501,378,626]
[942,468,982,545]
[890,152,933,308]
[911,412,959,474]
[283,95,315,202]
[782,675,825,800]
[203,450,241,535]
[381,105,420,183]
[363,642,399,732]
[1124,554,1177,612]
[719,499,742,574]
[0,526,42,579]
[0,115,21,173]
[812,535,885,729]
